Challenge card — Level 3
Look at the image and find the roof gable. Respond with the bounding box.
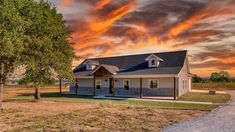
[91,64,119,75]
[145,54,164,61]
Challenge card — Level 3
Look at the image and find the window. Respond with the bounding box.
[149,58,157,67]
[183,80,187,89]
[86,63,92,70]
[151,59,156,66]
[96,80,101,89]
[149,80,159,88]
[123,80,130,90]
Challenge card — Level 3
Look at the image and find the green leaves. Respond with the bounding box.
[0,0,27,78]
[20,0,73,84]
[0,0,73,84]
[210,71,230,82]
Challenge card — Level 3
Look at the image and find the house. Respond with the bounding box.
[70,50,191,99]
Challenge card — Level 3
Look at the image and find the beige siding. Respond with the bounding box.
[77,78,93,87]
[78,77,174,89]
[114,78,174,89]
[178,58,190,96]
[78,76,110,88]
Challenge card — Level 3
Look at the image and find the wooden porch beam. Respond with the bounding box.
[93,76,96,96]
[140,78,143,98]
[112,77,115,97]
[174,77,176,100]
[75,78,78,95]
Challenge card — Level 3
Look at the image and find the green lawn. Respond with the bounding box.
[9,92,218,111]
[177,92,231,103]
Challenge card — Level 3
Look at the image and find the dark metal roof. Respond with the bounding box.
[73,50,187,76]
[84,60,99,65]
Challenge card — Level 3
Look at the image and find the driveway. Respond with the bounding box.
[163,91,235,132]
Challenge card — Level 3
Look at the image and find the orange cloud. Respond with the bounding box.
[59,0,72,7]
[71,1,135,58]
[64,0,235,76]
[90,2,135,32]
[95,0,112,10]
[169,12,211,38]
[220,56,235,64]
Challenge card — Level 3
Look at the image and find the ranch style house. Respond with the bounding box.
[70,50,192,100]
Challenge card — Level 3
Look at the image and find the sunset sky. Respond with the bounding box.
[49,0,235,77]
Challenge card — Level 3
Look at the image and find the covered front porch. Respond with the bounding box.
[74,65,178,100]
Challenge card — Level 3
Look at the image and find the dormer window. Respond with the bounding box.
[84,60,99,70]
[86,63,93,70]
[145,54,164,68]
[151,59,156,66]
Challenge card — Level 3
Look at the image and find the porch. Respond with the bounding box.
[73,65,178,100]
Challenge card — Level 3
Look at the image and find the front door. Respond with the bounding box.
[109,78,113,94]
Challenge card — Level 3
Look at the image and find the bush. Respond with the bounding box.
[192,75,204,83]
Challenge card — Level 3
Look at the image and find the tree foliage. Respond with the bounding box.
[210,71,230,82]
[0,0,30,110]
[1,0,73,102]
[0,0,27,81]
[192,74,204,83]
[20,0,73,99]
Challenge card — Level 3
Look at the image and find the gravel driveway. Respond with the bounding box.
[163,91,235,132]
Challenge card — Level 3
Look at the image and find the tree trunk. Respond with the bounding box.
[35,83,41,100]
[59,78,62,94]
[0,63,4,111]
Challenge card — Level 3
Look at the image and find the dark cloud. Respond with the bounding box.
[55,0,235,76]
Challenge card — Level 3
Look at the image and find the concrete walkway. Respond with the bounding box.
[163,91,235,132]
[93,95,218,105]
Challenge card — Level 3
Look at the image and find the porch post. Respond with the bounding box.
[93,76,96,96]
[75,78,78,95]
[174,77,176,100]
[140,78,143,98]
[112,77,115,97]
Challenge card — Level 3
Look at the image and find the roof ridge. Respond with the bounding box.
[89,50,187,60]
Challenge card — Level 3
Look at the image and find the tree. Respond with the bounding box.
[0,0,27,110]
[210,72,221,82]
[192,74,204,83]
[219,71,230,82]
[210,71,230,82]
[21,0,73,100]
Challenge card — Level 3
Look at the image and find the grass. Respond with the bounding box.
[2,103,205,132]
[178,92,231,103]
[0,86,225,131]
[9,92,218,111]
[193,82,235,91]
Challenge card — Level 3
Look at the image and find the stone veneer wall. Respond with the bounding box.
[70,85,93,95]
[70,85,175,97]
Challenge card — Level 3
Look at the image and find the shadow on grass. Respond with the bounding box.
[3,92,218,110]
[39,93,129,102]
[41,93,93,99]
[13,92,116,102]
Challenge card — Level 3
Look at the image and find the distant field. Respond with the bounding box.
[193,82,235,91]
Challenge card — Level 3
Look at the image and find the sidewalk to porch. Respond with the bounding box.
[93,95,218,105]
